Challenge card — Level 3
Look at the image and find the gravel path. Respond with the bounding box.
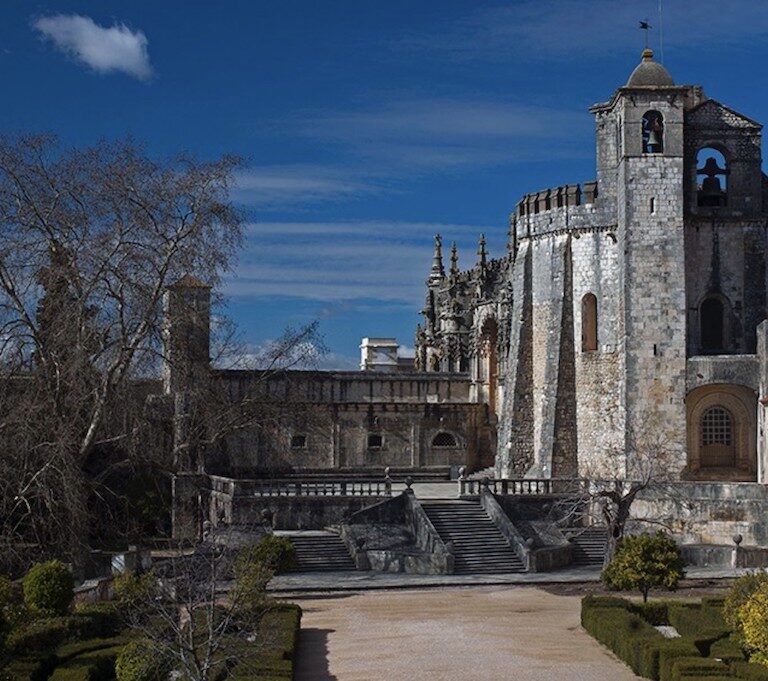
[291,586,641,680]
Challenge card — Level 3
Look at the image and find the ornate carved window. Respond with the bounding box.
[581,293,598,352]
[432,432,458,447]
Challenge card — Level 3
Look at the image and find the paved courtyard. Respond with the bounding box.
[291,586,641,680]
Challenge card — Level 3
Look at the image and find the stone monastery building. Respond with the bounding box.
[416,47,768,486]
[170,49,768,496]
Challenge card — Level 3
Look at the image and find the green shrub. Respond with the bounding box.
[112,571,156,611]
[602,532,686,602]
[56,635,133,663]
[6,613,114,655]
[724,572,768,636]
[632,600,670,626]
[669,656,728,680]
[730,660,768,679]
[242,536,297,575]
[23,561,74,616]
[0,652,57,681]
[114,639,169,681]
[71,602,121,637]
[49,643,125,681]
[708,634,744,663]
[738,581,768,666]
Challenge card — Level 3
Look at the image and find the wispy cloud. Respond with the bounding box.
[398,1,768,62]
[232,165,383,207]
[300,98,589,169]
[227,220,499,304]
[33,14,153,80]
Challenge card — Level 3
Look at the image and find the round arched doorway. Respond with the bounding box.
[685,384,756,481]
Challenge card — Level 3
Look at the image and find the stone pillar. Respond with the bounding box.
[172,473,205,542]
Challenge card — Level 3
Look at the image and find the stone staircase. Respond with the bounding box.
[421,500,525,574]
[466,466,496,480]
[564,527,608,566]
[286,531,356,572]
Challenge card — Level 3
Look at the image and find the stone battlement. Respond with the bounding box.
[515,181,598,218]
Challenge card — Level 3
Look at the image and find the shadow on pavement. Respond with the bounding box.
[294,627,337,680]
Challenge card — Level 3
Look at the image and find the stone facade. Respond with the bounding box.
[417,49,768,486]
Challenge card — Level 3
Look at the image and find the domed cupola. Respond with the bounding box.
[626,48,674,87]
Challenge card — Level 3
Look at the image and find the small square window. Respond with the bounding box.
[290,435,307,449]
[367,433,383,449]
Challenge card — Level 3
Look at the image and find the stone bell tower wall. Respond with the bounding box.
[617,89,688,472]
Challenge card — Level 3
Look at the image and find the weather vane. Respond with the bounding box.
[639,18,651,50]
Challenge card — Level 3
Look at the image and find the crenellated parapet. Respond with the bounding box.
[515,181,598,219]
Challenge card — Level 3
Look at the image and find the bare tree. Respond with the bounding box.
[0,134,243,573]
[552,412,684,565]
[118,539,277,681]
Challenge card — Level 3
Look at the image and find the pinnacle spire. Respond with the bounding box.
[428,233,445,284]
[450,241,459,277]
[477,234,487,269]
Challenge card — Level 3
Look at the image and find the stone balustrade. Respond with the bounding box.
[209,474,392,498]
[458,473,589,496]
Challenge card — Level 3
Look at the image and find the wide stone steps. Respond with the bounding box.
[286,532,356,572]
[421,501,525,575]
[564,528,608,566]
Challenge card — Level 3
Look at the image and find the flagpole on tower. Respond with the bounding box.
[639,19,651,49]
[658,0,665,63]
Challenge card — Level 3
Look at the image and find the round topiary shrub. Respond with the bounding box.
[601,531,685,602]
[737,581,768,666]
[115,639,168,681]
[22,560,74,616]
[247,535,297,574]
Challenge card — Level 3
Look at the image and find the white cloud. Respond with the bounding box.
[33,14,153,80]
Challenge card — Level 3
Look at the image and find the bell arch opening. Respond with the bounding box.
[642,110,664,154]
[696,147,728,207]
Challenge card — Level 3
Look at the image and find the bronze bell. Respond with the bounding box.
[647,129,661,149]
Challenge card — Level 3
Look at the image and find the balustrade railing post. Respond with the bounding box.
[384,466,392,496]
[458,466,466,496]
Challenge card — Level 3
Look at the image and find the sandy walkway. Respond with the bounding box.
[292,586,641,681]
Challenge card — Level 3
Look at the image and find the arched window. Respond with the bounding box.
[700,406,735,468]
[696,148,728,207]
[642,111,664,154]
[581,293,598,352]
[432,432,458,447]
[700,296,725,352]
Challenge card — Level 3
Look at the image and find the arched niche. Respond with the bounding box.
[642,110,664,154]
[699,293,731,354]
[432,431,458,447]
[581,293,598,352]
[685,384,757,480]
[696,147,728,207]
[477,317,499,414]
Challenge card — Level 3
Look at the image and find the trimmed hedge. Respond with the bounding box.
[49,644,124,681]
[227,603,302,680]
[5,610,120,656]
[581,596,768,681]
[0,652,57,681]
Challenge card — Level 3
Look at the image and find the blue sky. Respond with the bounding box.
[3,1,768,368]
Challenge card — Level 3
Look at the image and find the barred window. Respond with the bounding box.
[701,406,732,447]
[432,432,458,447]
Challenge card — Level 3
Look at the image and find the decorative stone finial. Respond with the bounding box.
[450,241,459,277]
[477,234,487,269]
[733,533,743,546]
[404,475,414,489]
[642,47,654,61]
[429,234,445,284]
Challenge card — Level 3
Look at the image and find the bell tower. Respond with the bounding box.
[593,49,700,461]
